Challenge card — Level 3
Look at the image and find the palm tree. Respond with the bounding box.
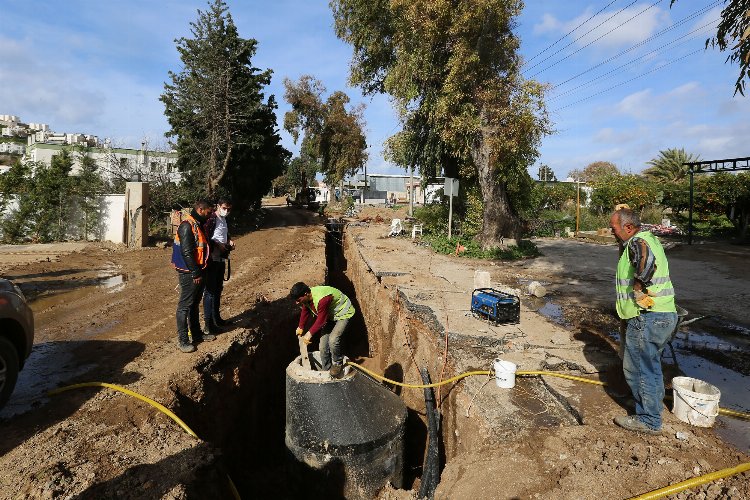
[643,148,700,183]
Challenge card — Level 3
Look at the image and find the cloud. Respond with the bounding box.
[538,4,669,50]
[611,82,704,121]
[613,89,655,119]
[533,13,562,35]
[689,7,722,38]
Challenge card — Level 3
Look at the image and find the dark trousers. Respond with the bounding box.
[319,318,349,370]
[203,259,225,328]
[176,272,205,344]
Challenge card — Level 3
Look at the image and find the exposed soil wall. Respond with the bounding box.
[343,232,488,480]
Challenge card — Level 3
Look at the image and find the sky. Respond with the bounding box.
[1,0,747,181]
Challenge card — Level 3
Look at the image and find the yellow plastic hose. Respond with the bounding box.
[628,461,750,500]
[48,382,242,500]
[718,407,750,420]
[516,370,606,386]
[346,362,750,498]
[48,382,199,439]
[345,362,491,388]
[345,363,750,420]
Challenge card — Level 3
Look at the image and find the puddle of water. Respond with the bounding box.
[672,351,750,453]
[28,271,136,311]
[0,342,97,419]
[528,297,567,326]
[609,320,750,452]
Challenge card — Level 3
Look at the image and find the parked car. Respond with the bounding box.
[0,278,34,409]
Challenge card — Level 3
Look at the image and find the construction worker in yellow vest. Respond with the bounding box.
[610,208,677,435]
[290,282,355,379]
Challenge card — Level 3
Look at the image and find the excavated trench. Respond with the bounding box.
[172,219,581,498]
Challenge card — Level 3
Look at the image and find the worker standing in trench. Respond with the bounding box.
[610,207,678,434]
[171,200,216,353]
[290,282,355,378]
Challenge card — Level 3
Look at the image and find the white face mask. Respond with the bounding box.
[217,207,229,217]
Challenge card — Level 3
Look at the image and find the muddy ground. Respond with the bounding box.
[0,198,748,499]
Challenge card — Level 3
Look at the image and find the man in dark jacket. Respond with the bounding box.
[171,200,216,352]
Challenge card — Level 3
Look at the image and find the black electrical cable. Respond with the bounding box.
[549,0,721,91]
[530,0,667,78]
[552,47,703,112]
[418,368,440,500]
[549,18,718,101]
[524,0,620,66]
[524,0,641,74]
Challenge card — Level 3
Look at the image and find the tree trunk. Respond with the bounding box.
[472,133,521,248]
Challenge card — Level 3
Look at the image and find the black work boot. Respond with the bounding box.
[329,364,344,379]
[178,341,196,353]
[193,331,216,343]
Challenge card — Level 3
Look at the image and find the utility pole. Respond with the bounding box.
[409,165,414,217]
[576,179,581,238]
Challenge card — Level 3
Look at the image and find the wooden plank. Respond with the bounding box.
[298,336,311,370]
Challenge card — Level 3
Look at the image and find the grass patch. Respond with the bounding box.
[423,234,539,260]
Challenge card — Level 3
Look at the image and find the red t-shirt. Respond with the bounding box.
[298,294,332,335]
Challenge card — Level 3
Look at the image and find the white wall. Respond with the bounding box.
[101,194,125,243]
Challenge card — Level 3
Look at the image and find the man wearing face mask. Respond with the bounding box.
[172,200,216,352]
[203,198,236,334]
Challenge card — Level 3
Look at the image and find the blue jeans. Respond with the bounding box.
[622,311,678,430]
[203,259,225,328]
[319,318,349,370]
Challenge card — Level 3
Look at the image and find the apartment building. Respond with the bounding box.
[1,113,180,184]
[26,142,180,183]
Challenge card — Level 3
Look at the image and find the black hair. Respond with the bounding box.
[195,199,211,210]
[289,282,310,300]
[217,197,232,207]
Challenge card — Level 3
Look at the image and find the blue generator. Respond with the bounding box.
[471,288,520,325]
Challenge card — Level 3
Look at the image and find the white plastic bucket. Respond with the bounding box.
[493,358,517,389]
[671,376,721,427]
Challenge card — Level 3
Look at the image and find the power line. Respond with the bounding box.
[549,0,721,92]
[548,18,719,102]
[551,47,704,112]
[529,0,667,79]
[523,0,620,66]
[524,0,641,74]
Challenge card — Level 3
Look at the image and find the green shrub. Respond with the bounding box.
[414,203,449,235]
[423,234,539,260]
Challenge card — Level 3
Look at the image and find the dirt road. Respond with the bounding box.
[0,200,325,498]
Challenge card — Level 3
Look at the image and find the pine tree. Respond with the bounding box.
[161,0,287,203]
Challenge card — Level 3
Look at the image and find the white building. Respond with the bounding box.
[2,113,181,184]
[25,143,180,184]
[0,142,25,155]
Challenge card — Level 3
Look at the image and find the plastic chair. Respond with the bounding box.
[411,223,423,239]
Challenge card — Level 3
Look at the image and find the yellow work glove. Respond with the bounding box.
[295,327,304,336]
[302,332,313,345]
[634,290,655,309]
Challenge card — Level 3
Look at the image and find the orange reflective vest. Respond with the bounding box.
[171,214,209,272]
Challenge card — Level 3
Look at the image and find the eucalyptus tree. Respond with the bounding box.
[161,0,286,202]
[283,75,367,187]
[331,0,551,246]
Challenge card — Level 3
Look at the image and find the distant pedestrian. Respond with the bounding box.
[171,200,216,353]
[203,198,235,333]
[289,282,355,378]
[610,208,677,434]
